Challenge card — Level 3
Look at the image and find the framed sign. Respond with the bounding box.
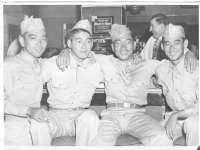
[92,16,114,34]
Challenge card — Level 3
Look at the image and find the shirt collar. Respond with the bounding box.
[116,56,133,69]
[19,49,41,66]
[68,50,92,69]
[167,54,185,75]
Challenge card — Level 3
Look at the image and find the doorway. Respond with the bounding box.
[8,24,19,46]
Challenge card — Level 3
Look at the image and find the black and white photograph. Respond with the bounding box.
[1,1,199,150]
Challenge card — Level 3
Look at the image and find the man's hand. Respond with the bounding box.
[184,51,197,73]
[151,76,161,88]
[56,48,70,71]
[27,107,50,123]
[166,113,178,140]
[132,53,142,64]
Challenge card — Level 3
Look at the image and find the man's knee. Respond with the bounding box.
[80,109,98,121]
[145,130,173,146]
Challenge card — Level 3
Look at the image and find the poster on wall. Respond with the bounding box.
[92,16,114,35]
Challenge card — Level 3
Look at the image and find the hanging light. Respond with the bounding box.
[126,5,145,15]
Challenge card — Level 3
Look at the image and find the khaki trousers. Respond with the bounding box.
[4,117,32,146]
[30,109,99,146]
[90,107,173,146]
[160,111,199,146]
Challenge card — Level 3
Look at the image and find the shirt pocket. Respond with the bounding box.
[134,77,150,87]
[12,82,38,104]
[84,81,100,88]
[51,78,70,89]
[105,75,120,84]
[14,82,37,91]
[181,93,197,103]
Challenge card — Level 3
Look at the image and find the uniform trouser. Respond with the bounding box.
[90,107,173,146]
[30,109,99,146]
[4,117,32,146]
[160,111,199,146]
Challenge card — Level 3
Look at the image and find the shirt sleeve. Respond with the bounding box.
[147,59,166,75]
[94,54,111,69]
[4,62,30,116]
[183,77,199,117]
[42,56,57,82]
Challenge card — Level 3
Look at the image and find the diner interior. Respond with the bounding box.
[3,3,199,146]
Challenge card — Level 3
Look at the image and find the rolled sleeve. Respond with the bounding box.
[183,77,199,117]
[183,103,199,117]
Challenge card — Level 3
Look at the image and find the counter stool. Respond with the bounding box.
[51,134,140,146]
[51,135,186,146]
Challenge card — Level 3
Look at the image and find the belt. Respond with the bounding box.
[107,103,142,109]
[5,116,29,123]
[50,107,84,111]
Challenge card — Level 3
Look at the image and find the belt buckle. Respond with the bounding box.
[68,108,73,111]
[124,103,130,108]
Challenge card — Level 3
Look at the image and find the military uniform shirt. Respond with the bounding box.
[42,52,104,109]
[156,54,199,117]
[4,50,43,117]
[95,55,164,105]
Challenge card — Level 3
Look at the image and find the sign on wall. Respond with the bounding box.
[92,16,114,34]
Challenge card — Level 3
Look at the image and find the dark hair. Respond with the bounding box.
[150,13,169,26]
[69,28,91,40]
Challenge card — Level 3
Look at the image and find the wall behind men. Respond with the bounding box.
[38,5,81,49]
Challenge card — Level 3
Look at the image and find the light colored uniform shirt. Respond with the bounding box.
[156,55,199,117]
[43,53,103,109]
[96,55,164,105]
[4,50,43,117]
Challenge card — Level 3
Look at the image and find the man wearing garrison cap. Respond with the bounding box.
[4,16,48,146]
[87,23,173,146]
[30,19,103,146]
[155,23,199,146]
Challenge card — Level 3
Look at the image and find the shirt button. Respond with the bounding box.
[175,89,178,91]
[74,92,76,94]
[59,84,61,86]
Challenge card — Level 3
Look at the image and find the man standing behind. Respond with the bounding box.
[4,17,49,146]
[30,19,103,146]
[156,23,199,146]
